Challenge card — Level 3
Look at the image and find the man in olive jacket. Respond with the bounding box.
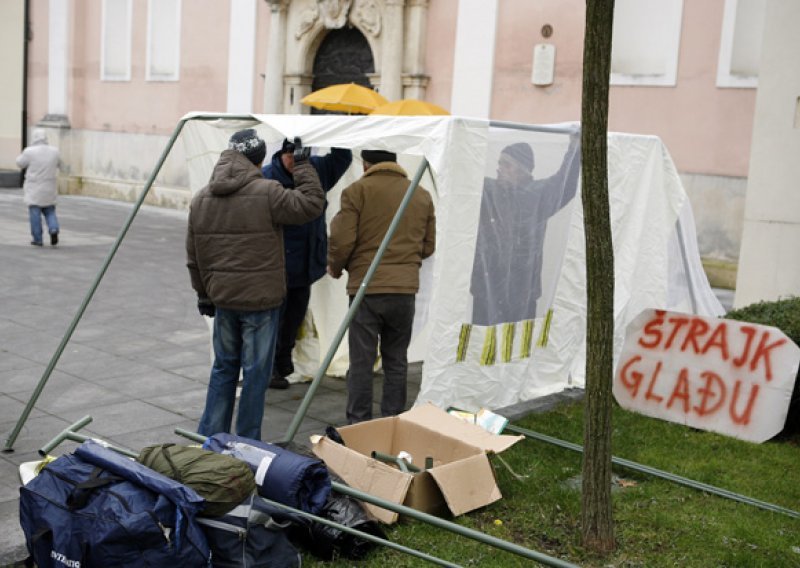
[187,129,323,440]
[327,150,435,424]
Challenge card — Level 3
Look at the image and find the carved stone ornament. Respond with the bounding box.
[353,0,381,37]
[295,4,320,40]
[318,0,353,29]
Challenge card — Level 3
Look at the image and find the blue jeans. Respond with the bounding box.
[29,205,59,244]
[198,307,280,441]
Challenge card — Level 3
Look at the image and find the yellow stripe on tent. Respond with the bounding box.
[501,322,514,363]
[536,309,553,347]
[520,320,534,359]
[480,326,497,366]
[456,323,472,363]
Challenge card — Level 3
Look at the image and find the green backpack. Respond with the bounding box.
[137,443,255,517]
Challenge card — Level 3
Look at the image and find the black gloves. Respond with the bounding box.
[197,298,216,318]
[292,136,311,164]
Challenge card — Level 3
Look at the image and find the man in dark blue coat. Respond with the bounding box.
[262,139,352,388]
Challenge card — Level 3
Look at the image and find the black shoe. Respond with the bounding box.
[269,375,290,390]
[30,241,42,247]
[50,232,58,246]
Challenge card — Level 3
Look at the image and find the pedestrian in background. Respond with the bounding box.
[327,150,435,424]
[186,129,323,440]
[16,128,61,247]
[262,139,352,389]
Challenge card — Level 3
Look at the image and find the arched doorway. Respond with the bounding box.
[310,27,375,114]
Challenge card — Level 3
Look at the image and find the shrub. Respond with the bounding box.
[726,296,800,437]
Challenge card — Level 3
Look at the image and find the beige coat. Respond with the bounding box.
[186,150,323,311]
[16,129,60,207]
[328,162,435,295]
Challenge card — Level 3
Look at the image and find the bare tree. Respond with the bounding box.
[580,0,616,554]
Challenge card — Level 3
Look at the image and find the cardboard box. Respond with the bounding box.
[312,403,523,523]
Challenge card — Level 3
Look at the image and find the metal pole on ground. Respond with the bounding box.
[281,158,431,444]
[507,424,799,519]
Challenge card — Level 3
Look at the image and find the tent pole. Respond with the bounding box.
[174,428,576,567]
[674,216,698,313]
[281,158,430,444]
[488,120,577,135]
[3,119,189,452]
[506,424,799,519]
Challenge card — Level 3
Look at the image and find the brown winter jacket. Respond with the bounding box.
[186,150,323,310]
[328,161,435,295]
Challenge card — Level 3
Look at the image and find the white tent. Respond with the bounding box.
[180,113,723,413]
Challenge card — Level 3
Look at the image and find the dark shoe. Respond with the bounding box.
[50,232,58,246]
[269,375,290,390]
[30,241,42,247]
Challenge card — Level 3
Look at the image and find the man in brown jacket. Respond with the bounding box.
[187,129,323,440]
[327,149,436,423]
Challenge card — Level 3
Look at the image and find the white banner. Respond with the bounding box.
[614,309,800,443]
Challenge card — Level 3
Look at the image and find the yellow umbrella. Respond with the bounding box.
[370,99,450,116]
[301,83,389,115]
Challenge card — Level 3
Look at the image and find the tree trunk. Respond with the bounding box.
[580,0,616,554]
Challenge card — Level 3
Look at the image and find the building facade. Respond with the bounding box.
[2,0,792,303]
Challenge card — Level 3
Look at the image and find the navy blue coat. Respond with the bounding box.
[262,147,352,288]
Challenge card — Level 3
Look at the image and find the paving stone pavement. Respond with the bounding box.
[0,189,423,564]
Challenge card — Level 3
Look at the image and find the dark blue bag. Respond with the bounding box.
[204,433,331,515]
[19,440,211,567]
[196,494,301,568]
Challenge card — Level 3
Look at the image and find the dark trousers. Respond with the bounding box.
[274,285,312,378]
[346,294,415,424]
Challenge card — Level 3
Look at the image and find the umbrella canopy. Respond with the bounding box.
[301,83,389,115]
[370,99,450,116]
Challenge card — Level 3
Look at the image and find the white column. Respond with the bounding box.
[450,0,498,118]
[47,0,70,121]
[734,0,800,306]
[403,0,429,100]
[263,0,287,114]
[380,0,405,100]
[226,0,257,114]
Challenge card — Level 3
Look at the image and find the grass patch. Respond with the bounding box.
[306,401,800,567]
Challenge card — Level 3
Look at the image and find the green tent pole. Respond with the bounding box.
[257,498,461,567]
[507,424,799,519]
[281,158,430,444]
[3,118,190,452]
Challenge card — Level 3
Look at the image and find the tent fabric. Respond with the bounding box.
[179,113,723,412]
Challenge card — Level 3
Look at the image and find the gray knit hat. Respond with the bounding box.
[501,142,534,172]
[228,129,267,166]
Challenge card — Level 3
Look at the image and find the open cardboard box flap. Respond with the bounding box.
[401,403,524,453]
[426,452,501,516]
[312,436,411,524]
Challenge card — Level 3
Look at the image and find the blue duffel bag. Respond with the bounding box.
[19,440,212,567]
[203,433,331,515]
[197,494,301,568]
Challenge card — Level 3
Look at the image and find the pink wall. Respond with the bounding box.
[423,0,458,112]
[68,0,229,135]
[488,0,755,177]
[492,0,585,123]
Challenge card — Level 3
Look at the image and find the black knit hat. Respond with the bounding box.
[361,149,397,165]
[228,129,267,166]
[501,142,534,172]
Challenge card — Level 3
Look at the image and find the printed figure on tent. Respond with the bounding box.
[470,133,580,326]
[186,130,323,440]
[327,149,436,424]
[16,128,62,247]
[262,138,353,390]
